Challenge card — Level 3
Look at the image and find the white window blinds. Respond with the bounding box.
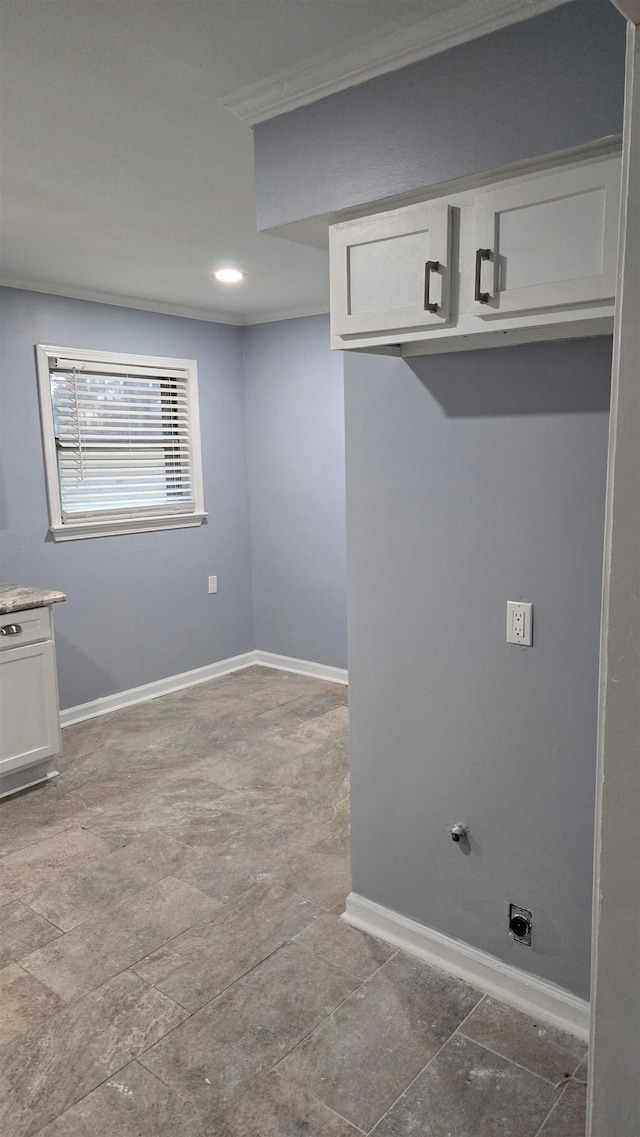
[49,357,196,521]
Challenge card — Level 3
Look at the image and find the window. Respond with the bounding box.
[36,345,206,540]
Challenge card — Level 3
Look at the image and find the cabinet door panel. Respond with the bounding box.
[472,159,620,316]
[0,641,61,774]
[331,202,451,336]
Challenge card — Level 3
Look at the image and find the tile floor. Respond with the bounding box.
[0,666,588,1136]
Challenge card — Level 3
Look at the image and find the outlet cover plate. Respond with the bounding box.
[208,576,218,594]
[507,601,532,646]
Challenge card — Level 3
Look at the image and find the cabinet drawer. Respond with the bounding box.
[0,606,52,651]
[330,201,452,337]
[472,158,620,317]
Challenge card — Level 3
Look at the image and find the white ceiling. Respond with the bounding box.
[0,0,431,325]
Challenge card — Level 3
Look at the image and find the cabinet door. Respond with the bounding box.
[472,158,620,317]
[0,641,61,776]
[330,202,451,337]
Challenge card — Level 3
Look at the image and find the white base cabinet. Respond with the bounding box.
[329,148,621,355]
[0,606,61,798]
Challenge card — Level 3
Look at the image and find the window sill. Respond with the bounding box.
[50,512,207,541]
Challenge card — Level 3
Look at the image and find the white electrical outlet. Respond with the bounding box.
[507,601,532,646]
[208,576,218,594]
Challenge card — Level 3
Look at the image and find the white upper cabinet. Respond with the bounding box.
[329,148,621,355]
[330,202,451,337]
[472,159,620,317]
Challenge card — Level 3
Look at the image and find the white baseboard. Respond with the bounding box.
[343,892,590,1042]
[60,649,348,727]
[59,651,257,726]
[253,650,348,686]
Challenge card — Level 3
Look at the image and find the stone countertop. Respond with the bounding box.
[0,583,66,616]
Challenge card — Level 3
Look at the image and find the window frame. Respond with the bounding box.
[36,344,206,540]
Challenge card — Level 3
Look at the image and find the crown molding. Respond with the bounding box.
[242,300,329,325]
[0,278,245,326]
[222,0,571,126]
[0,278,329,328]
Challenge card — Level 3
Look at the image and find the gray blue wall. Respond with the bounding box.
[345,344,610,997]
[243,316,347,669]
[0,287,254,709]
[254,0,625,230]
[252,0,624,997]
[0,289,348,710]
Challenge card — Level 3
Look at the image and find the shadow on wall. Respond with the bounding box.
[54,633,118,710]
[406,338,612,418]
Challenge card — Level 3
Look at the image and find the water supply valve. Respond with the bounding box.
[450,822,469,843]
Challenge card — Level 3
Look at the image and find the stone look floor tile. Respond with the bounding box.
[187,669,334,719]
[372,1033,560,1137]
[81,777,237,847]
[293,911,396,980]
[0,669,592,1137]
[209,1071,365,1137]
[173,818,327,904]
[35,1060,207,1137]
[0,827,114,906]
[63,751,206,809]
[271,839,352,908]
[316,803,351,857]
[0,963,61,1046]
[459,996,587,1085]
[261,737,350,804]
[280,952,482,1133]
[0,970,188,1137]
[287,703,349,745]
[24,830,196,931]
[60,721,224,799]
[179,733,322,793]
[139,941,360,1123]
[58,709,136,765]
[157,784,328,852]
[0,784,101,857]
[255,688,348,736]
[133,881,324,1011]
[0,900,61,967]
[538,1079,587,1137]
[21,876,221,1002]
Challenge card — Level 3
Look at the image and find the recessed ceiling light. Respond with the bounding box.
[215,267,245,283]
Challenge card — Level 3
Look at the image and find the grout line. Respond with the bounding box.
[564,1051,589,1085]
[15,897,65,937]
[113,1056,212,1134]
[366,991,487,1134]
[263,878,339,911]
[290,935,399,986]
[26,1059,132,1135]
[133,905,354,1038]
[134,938,374,1118]
[453,1031,569,1088]
[0,813,99,860]
[533,1082,569,1137]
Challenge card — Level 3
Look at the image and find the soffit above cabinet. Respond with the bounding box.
[268,136,622,251]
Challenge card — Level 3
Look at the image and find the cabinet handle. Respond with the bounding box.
[474,248,492,303]
[0,623,22,636]
[424,260,440,313]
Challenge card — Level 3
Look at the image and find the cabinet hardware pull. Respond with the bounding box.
[474,248,492,303]
[424,260,440,313]
[0,624,22,636]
